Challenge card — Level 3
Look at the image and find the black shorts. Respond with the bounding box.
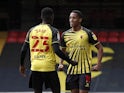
[29,71,60,92]
[66,73,91,90]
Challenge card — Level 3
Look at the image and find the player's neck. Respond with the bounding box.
[42,21,52,25]
[72,25,82,31]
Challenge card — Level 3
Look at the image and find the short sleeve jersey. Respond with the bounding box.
[61,27,99,74]
[25,24,60,72]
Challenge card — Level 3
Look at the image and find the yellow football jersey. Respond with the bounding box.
[25,24,59,72]
[61,27,99,74]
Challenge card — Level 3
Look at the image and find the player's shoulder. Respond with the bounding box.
[81,26,95,38]
[49,25,59,32]
[62,28,72,34]
[28,24,40,32]
[82,26,92,33]
[66,28,72,32]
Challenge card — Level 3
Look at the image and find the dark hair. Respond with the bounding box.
[71,10,83,18]
[41,7,54,23]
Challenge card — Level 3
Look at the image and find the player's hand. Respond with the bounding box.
[92,64,101,71]
[58,63,64,71]
[19,65,26,77]
[70,60,78,66]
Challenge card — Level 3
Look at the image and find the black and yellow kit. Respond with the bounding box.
[61,27,99,74]
[25,24,59,72]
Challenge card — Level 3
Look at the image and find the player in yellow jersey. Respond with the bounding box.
[19,7,77,93]
[58,10,103,93]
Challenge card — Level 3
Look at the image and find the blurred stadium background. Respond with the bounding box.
[0,0,124,92]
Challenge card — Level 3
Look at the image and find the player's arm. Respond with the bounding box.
[52,43,77,66]
[58,47,66,70]
[93,43,103,71]
[88,31,103,71]
[20,42,29,66]
[19,42,29,77]
[19,31,30,77]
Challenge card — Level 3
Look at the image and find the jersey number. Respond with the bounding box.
[31,36,49,52]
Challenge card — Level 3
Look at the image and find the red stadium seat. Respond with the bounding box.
[97,31,108,42]
[17,31,27,43]
[119,32,124,37]
[108,31,119,37]
[118,32,124,43]
[8,31,18,37]
[107,31,119,43]
[108,37,119,43]
[97,31,108,37]
[7,31,18,43]
[119,37,124,43]
[98,37,107,42]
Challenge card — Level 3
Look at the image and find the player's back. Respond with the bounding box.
[29,24,57,72]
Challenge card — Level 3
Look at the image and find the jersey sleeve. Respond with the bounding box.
[50,26,60,44]
[24,28,32,43]
[83,27,99,45]
[20,29,32,66]
[60,32,66,48]
[88,31,99,45]
[25,32,29,43]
